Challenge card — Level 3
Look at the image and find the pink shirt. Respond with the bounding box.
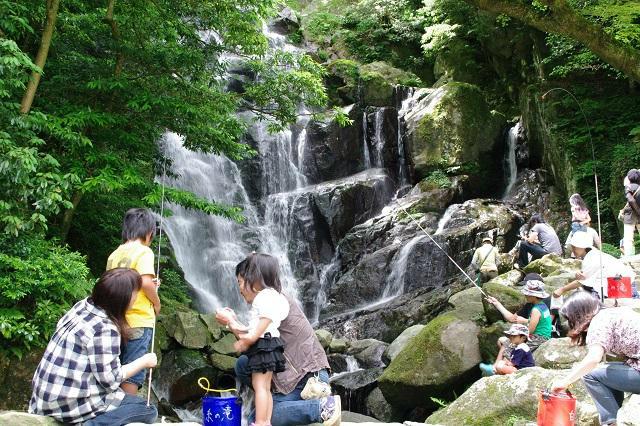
[586,307,640,371]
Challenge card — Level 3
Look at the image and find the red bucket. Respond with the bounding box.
[607,276,632,299]
[537,389,576,426]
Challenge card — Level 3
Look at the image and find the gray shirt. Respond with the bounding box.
[531,223,562,255]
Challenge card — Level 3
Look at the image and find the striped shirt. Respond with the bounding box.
[29,298,126,423]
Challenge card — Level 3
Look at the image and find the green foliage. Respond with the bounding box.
[0,235,92,358]
[424,170,453,189]
[158,268,192,314]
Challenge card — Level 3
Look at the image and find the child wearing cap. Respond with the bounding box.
[486,273,553,352]
[479,323,535,375]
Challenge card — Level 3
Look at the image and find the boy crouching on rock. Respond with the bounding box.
[479,324,535,375]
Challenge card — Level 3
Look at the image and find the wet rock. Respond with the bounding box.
[211,333,238,356]
[533,338,588,369]
[478,321,510,363]
[315,329,333,349]
[0,412,60,425]
[154,349,217,405]
[364,107,400,180]
[200,313,223,341]
[348,339,388,368]
[269,7,299,35]
[403,83,506,195]
[384,325,425,364]
[378,310,482,411]
[328,353,349,374]
[0,349,44,410]
[329,337,349,353]
[366,387,394,422]
[409,175,466,211]
[425,367,598,425]
[482,281,526,324]
[209,353,237,373]
[330,368,384,415]
[168,311,210,349]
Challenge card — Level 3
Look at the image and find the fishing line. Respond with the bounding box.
[147,153,167,406]
[395,200,487,297]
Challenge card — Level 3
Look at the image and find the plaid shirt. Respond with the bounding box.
[29,298,126,424]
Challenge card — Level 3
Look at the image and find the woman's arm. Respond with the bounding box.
[553,280,582,297]
[528,308,541,334]
[550,344,605,392]
[122,353,157,380]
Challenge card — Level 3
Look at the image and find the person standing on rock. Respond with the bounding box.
[485,275,553,352]
[216,253,339,426]
[553,231,637,300]
[620,169,640,257]
[470,236,499,283]
[106,208,160,395]
[30,269,158,425]
[514,214,562,269]
[551,291,640,425]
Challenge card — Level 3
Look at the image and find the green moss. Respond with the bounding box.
[482,282,526,324]
[360,61,421,87]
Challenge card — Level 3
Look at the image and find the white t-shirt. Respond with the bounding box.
[579,249,636,298]
[248,288,290,338]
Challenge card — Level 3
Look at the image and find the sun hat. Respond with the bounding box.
[504,323,530,337]
[570,231,593,249]
[482,236,493,243]
[520,274,550,299]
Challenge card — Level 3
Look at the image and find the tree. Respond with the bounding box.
[462,0,640,82]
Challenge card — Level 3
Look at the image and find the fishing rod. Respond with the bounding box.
[541,88,604,302]
[147,153,167,406]
[395,200,488,297]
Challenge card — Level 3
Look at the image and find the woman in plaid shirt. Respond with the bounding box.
[29,268,158,425]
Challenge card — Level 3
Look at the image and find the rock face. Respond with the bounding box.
[330,368,384,415]
[0,349,43,410]
[153,349,218,405]
[533,338,588,369]
[618,394,640,425]
[366,387,394,422]
[403,83,506,195]
[482,281,526,324]
[383,325,425,363]
[348,339,388,368]
[426,367,599,426]
[378,310,482,411]
[0,413,59,425]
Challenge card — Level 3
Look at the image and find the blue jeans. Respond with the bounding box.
[84,394,157,425]
[582,362,640,424]
[518,241,549,267]
[120,327,153,387]
[235,355,328,426]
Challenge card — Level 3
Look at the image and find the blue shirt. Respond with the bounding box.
[510,343,535,369]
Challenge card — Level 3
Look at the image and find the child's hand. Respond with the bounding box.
[575,271,586,280]
[215,308,235,325]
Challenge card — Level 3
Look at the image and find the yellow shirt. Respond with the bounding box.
[106,240,156,328]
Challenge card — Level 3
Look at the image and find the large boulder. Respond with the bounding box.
[378,310,482,410]
[211,333,238,356]
[426,367,599,425]
[482,281,526,324]
[315,329,333,349]
[0,413,60,425]
[365,387,394,422]
[348,339,388,368]
[524,254,581,277]
[0,349,44,410]
[448,286,484,319]
[383,325,425,363]
[153,349,218,405]
[330,368,384,415]
[477,321,510,363]
[533,338,589,369]
[167,311,211,349]
[359,62,420,107]
[488,269,524,287]
[403,83,506,195]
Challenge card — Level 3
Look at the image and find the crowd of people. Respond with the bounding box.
[25,168,640,426]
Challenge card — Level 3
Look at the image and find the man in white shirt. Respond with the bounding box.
[470,236,499,283]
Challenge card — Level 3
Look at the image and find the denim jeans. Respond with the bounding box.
[518,241,549,267]
[235,354,328,426]
[582,362,640,424]
[84,394,157,425]
[120,327,153,387]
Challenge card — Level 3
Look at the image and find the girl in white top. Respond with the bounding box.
[222,253,290,426]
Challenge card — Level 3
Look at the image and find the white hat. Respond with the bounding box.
[570,232,593,249]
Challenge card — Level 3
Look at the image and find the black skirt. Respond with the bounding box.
[244,333,286,374]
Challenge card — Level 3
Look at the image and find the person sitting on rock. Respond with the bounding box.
[479,323,535,376]
[29,269,158,425]
[514,214,562,269]
[553,231,637,301]
[551,291,640,425]
[470,236,499,283]
[216,253,339,426]
[485,274,552,352]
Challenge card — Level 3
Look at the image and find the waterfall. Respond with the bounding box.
[382,235,427,299]
[311,252,341,324]
[362,111,371,169]
[373,108,385,167]
[503,122,520,199]
[396,88,416,186]
[435,204,460,235]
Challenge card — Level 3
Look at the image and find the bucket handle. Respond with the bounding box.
[198,377,237,396]
[541,388,573,400]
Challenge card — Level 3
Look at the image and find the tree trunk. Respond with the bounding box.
[59,191,83,242]
[19,0,61,114]
[463,0,640,83]
[103,0,124,76]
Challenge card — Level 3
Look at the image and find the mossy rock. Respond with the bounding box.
[487,269,524,287]
[171,311,211,349]
[329,337,348,353]
[426,367,599,425]
[448,286,484,319]
[209,353,237,373]
[533,338,588,370]
[523,254,581,277]
[315,329,333,349]
[360,61,421,107]
[482,281,526,324]
[378,311,481,410]
[0,412,61,425]
[199,313,223,341]
[477,321,510,363]
[210,332,238,356]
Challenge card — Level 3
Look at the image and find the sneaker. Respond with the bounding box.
[320,395,341,426]
[301,376,332,400]
[479,363,495,376]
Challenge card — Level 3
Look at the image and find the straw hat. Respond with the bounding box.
[570,232,593,249]
[520,274,550,299]
[504,323,529,337]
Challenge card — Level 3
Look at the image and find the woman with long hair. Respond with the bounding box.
[30,268,158,425]
[551,291,640,425]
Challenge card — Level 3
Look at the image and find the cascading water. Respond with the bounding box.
[362,111,371,169]
[372,108,386,167]
[503,121,520,199]
[382,235,427,299]
[396,88,416,187]
[435,204,461,235]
